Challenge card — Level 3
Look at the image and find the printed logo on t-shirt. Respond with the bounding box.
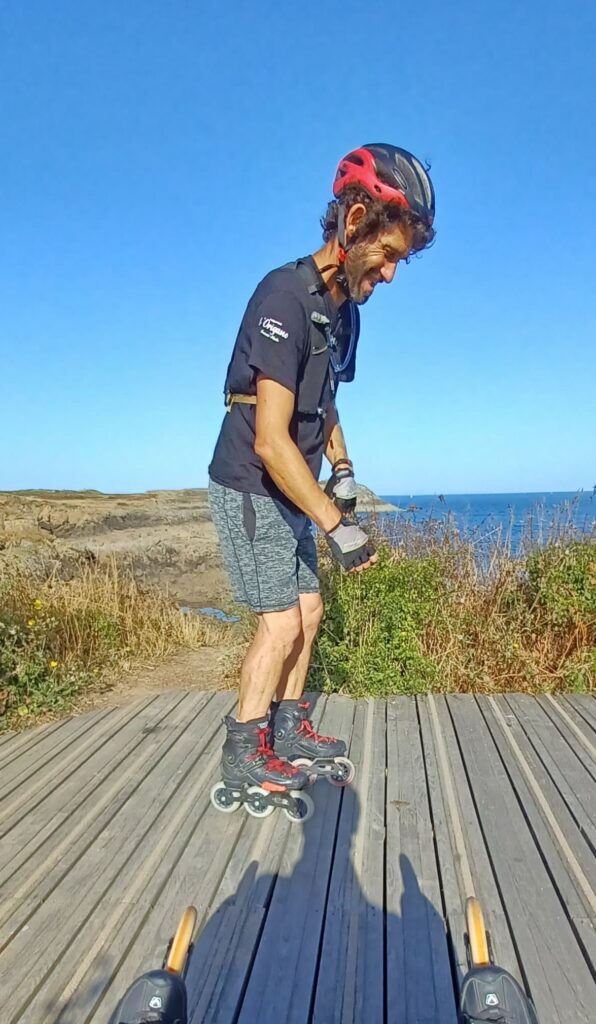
[259,316,289,342]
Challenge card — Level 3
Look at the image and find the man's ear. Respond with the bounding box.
[345,202,367,240]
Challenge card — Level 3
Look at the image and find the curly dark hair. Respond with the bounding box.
[320,184,435,258]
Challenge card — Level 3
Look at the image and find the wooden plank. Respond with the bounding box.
[417,697,468,977]
[0,693,207,917]
[39,693,245,1024]
[505,696,596,849]
[181,775,299,1024]
[78,695,344,1024]
[232,695,357,1024]
[89,802,259,1024]
[420,695,520,981]
[486,696,596,966]
[0,693,188,878]
[537,697,596,784]
[449,695,595,1024]
[565,695,596,733]
[310,698,385,1024]
[3,690,594,1024]
[0,716,72,763]
[2,693,235,1024]
[0,709,114,792]
[0,699,157,835]
[0,718,73,774]
[0,728,18,750]
[549,697,596,756]
[386,696,457,1024]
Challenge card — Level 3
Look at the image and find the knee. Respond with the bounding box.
[261,607,304,655]
[301,595,324,639]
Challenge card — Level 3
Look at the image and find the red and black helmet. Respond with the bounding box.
[333,143,435,227]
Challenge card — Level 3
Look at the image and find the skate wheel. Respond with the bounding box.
[465,896,490,967]
[210,782,241,813]
[292,757,317,785]
[284,790,315,823]
[165,905,198,975]
[245,785,275,818]
[329,756,355,787]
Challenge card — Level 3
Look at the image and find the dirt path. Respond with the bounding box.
[76,639,245,715]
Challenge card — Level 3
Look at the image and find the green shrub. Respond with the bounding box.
[311,533,595,697]
[311,545,445,696]
[0,609,90,720]
[526,541,596,627]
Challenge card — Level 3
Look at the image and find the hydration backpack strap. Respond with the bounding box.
[292,258,359,385]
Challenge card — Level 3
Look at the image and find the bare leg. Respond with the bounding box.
[276,592,324,701]
[237,605,303,722]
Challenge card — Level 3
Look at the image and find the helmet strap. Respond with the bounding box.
[335,266,350,298]
[337,203,347,250]
[316,204,352,297]
[334,204,351,294]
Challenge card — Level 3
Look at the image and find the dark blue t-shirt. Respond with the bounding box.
[209,258,339,501]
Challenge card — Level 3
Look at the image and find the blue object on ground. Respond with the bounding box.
[179,605,240,623]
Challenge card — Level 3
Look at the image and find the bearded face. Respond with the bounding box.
[341,222,414,304]
[343,240,384,304]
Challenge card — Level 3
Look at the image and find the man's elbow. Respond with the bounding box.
[254,434,276,465]
[254,432,285,466]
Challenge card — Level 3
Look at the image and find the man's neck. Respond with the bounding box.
[311,240,348,306]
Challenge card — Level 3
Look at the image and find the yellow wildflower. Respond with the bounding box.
[49,660,58,670]
[34,599,43,610]
[28,619,36,627]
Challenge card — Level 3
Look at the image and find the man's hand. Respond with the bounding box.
[325,518,377,574]
[324,459,358,516]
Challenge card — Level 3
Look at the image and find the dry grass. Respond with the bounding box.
[0,555,226,728]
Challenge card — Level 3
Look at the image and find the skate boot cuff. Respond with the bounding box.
[224,715,270,730]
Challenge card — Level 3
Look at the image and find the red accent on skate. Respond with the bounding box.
[297,714,337,744]
[248,726,301,778]
[262,781,287,793]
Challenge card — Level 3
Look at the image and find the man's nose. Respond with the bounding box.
[380,261,397,284]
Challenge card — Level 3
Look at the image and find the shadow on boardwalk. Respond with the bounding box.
[51,698,457,1024]
[181,780,457,1024]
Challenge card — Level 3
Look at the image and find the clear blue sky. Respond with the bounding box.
[1,0,594,495]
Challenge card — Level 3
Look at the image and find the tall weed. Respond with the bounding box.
[0,557,223,728]
[311,518,595,696]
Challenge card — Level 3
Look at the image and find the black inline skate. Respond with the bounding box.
[460,966,540,1023]
[110,906,196,1024]
[460,898,539,1023]
[270,698,355,786]
[210,716,314,821]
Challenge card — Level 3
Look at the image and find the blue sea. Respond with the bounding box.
[377,491,595,552]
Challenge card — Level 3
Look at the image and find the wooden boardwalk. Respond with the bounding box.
[0,692,594,1024]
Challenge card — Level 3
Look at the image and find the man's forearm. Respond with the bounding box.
[325,411,350,466]
[257,435,341,533]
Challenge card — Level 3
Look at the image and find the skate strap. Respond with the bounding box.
[252,727,301,776]
[298,716,337,744]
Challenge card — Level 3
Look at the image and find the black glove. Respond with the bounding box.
[325,518,376,572]
[324,459,358,515]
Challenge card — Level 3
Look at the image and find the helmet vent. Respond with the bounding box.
[332,143,435,226]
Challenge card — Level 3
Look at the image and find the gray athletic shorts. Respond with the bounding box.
[208,479,319,613]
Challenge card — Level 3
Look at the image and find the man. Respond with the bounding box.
[208,144,435,807]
